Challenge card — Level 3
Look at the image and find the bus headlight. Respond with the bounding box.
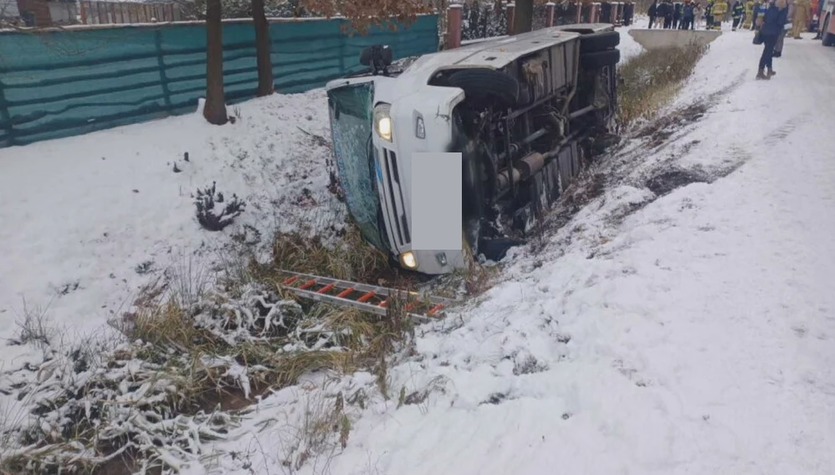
[399,251,417,269]
[374,103,393,141]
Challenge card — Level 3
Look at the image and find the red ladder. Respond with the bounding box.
[278,271,456,323]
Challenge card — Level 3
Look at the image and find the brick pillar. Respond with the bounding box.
[18,0,53,26]
[79,0,87,24]
[447,4,463,49]
[507,2,515,35]
[591,2,600,22]
[546,2,555,26]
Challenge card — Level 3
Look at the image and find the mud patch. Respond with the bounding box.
[636,101,709,148]
[646,168,711,196]
[480,392,511,405]
[635,73,746,150]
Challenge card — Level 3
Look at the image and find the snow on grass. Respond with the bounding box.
[616,17,647,62]
[4,24,833,475]
[197,29,835,475]
[0,90,342,367]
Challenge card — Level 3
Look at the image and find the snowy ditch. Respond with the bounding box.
[0,22,746,475]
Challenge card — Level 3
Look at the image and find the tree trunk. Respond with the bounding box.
[513,0,534,34]
[252,0,274,96]
[204,0,228,125]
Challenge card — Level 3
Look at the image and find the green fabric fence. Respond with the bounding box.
[0,15,439,148]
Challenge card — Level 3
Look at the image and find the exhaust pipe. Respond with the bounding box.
[496,152,546,191]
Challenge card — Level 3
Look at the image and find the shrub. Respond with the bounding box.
[617,43,708,128]
[194,181,246,231]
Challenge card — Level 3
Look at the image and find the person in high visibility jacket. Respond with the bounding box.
[732,0,745,28]
[706,0,715,27]
[744,0,756,28]
[791,0,811,38]
[712,0,729,28]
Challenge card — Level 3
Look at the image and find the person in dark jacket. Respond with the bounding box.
[732,0,745,29]
[681,0,696,28]
[601,2,613,23]
[772,1,789,57]
[660,0,675,27]
[757,0,787,79]
[623,2,635,25]
[673,2,683,27]
[649,0,659,28]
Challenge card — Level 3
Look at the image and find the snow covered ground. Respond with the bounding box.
[209,30,835,475]
[4,19,835,475]
[0,23,645,375]
[0,91,344,368]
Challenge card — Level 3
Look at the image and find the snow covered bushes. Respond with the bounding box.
[194,182,246,231]
[617,43,709,127]
[0,220,425,474]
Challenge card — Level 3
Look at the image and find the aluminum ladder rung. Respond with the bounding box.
[276,270,458,322]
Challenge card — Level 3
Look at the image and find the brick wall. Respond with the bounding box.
[16,0,52,26]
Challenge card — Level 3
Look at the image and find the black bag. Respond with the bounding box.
[753,29,763,44]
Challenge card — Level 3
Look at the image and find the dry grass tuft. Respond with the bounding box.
[11,298,56,349]
[255,225,391,284]
[617,43,708,128]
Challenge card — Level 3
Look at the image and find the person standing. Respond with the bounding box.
[732,0,745,28]
[744,0,756,27]
[601,1,613,23]
[712,0,729,28]
[791,0,811,38]
[756,0,787,79]
[674,2,683,27]
[682,0,697,27]
[623,2,634,25]
[665,0,676,27]
[706,0,715,28]
[773,0,791,56]
[648,0,659,28]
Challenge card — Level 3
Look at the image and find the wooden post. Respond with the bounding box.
[446,4,463,49]
[79,1,87,24]
[109,2,116,23]
[546,1,555,26]
[591,2,600,22]
[506,2,515,35]
[96,2,105,23]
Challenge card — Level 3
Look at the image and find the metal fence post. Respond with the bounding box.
[155,29,173,110]
[0,79,14,147]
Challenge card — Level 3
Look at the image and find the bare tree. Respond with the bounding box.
[204,0,228,125]
[252,0,274,96]
[513,0,534,34]
[302,0,429,34]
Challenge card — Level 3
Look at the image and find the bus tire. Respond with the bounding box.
[579,31,621,53]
